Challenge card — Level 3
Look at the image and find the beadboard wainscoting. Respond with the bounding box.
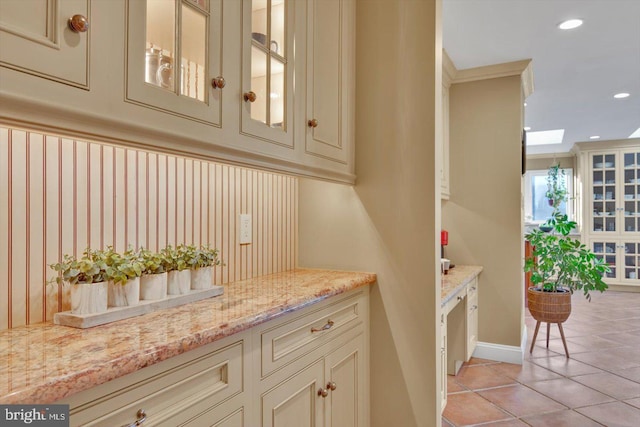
[0,126,298,330]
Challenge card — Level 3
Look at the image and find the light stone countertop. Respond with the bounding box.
[441,265,483,307]
[0,268,376,404]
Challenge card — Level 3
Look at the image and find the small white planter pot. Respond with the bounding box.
[167,269,191,295]
[140,272,168,300]
[191,266,213,290]
[71,281,108,315]
[108,277,140,307]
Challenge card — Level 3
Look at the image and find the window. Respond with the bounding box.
[524,168,573,224]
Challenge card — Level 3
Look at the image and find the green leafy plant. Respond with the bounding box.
[524,212,609,301]
[104,246,144,285]
[49,248,109,285]
[189,245,223,269]
[161,244,191,272]
[545,164,568,210]
[136,247,171,275]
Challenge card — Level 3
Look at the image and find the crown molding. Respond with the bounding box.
[452,59,534,98]
[574,137,640,152]
[442,49,457,88]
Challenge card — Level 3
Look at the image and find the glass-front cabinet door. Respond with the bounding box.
[126,0,223,126]
[623,241,639,282]
[591,240,619,282]
[622,150,640,234]
[241,0,294,148]
[591,153,617,233]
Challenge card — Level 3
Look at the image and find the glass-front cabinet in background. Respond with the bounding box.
[126,0,223,126]
[241,0,294,148]
[589,150,640,234]
[584,147,640,286]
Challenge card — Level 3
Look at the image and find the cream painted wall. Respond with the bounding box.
[442,75,524,348]
[298,0,442,425]
[527,155,576,172]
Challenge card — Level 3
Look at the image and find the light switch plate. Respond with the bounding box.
[239,214,252,244]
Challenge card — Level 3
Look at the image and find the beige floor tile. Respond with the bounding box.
[478,384,566,417]
[521,409,605,427]
[576,401,640,427]
[442,391,511,426]
[454,364,516,391]
[488,361,563,384]
[572,372,640,399]
[530,355,603,377]
[571,349,640,371]
[612,366,640,383]
[625,397,640,409]
[527,378,616,408]
[448,374,467,393]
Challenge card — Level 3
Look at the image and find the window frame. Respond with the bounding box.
[524,168,574,225]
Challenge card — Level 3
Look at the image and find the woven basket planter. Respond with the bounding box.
[527,287,571,323]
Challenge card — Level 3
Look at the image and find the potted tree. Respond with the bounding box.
[524,212,610,356]
[49,248,110,314]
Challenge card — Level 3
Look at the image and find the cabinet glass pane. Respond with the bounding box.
[252,0,268,45]
[180,4,207,102]
[592,241,617,278]
[624,242,639,280]
[251,46,268,124]
[271,0,285,56]
[270,58,285,128]
[146,0,176,91]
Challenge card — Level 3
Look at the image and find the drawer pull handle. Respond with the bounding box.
[121,409,146,427]
[327,381,337,391]
[457,295,464,301]
[470,286,476,291]
[318,388,329,398]
[311,319,334,333]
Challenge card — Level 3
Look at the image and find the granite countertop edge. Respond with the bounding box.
[0,268,376,405]
[441,265,483,307]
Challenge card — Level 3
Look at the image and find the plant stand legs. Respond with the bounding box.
[529,320,570,358]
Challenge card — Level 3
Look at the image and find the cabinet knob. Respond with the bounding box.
[211,76,226,89]
[327,381,337,391]
[308,118,319,128]
[68,14,89,33]
[244,91,257,103]
[120,409,146,427]
[318,388,329,398]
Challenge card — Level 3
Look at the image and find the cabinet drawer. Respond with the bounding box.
[260,292,364,377]
[67,340,244,427]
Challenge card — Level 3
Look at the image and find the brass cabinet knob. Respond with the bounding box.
[244,91,257,102]
[308,118,319,128]
[327,381,337,391]
[318,388,329,398]
[120,409,146,427]
[68,14,89,33]
[211,76,226,89]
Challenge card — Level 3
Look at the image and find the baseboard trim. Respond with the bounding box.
[472,327,527,365]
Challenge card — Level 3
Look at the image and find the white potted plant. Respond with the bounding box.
[49,248,109,315]
[189,245,222,290]
[162,244,191,295]
[105,246,143,307]
[137,247,169,300]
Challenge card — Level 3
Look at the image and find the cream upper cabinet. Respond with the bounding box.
[441,51,455,200]
[0,0,90,88]
[241,0,295,149]
[302,0,354,167]
[126,0,223,126]
[0,0,356,183]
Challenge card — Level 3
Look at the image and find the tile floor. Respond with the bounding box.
[442,290,640,426]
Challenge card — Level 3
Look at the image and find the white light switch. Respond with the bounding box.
[239,214,252,244]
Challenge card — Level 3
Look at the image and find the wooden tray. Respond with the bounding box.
[53,285,224,328]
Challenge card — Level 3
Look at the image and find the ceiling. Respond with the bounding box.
[443,0,640,155]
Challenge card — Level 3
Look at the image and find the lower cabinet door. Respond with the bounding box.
[261,359,325,427]
[324,333,364,427]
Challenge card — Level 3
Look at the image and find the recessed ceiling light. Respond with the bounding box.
[524,127,531,131]
[630,127,640,138]
[614,92,630,99]
[526,129,565,146]
[558,19,583,30]
[590,135,600,139]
